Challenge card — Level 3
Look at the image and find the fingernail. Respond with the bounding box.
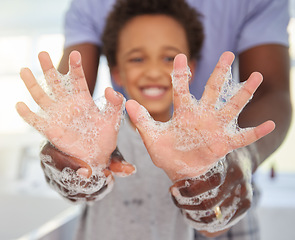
[77,168,90,178]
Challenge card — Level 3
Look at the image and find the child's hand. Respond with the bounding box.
[126,52,275,182]
[16,51,128,173]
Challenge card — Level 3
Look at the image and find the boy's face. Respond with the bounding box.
[112,14,195,122]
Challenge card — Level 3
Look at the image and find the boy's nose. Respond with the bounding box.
[145,61,164,80]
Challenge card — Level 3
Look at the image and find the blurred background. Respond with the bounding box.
[0,0,294,239]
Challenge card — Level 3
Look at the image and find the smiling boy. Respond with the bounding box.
[110,14,195,123]
[102,0,203,123]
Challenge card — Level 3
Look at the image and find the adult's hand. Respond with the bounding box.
[170,148,253,236]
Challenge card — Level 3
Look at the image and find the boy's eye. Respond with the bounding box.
[129,57,143,63]
[164,56,175,62]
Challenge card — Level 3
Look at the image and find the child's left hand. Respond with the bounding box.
[126,52,275,182]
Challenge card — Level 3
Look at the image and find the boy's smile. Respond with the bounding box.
[112,14,195,122]
[140,85,169,99]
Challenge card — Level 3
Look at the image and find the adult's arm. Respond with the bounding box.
[238,44,292,170]
[169,46,292,237]
[58,43,101,95]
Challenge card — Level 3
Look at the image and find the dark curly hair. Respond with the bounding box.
[102,0,204,68]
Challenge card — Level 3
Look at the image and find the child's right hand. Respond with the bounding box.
[16,51,134,177]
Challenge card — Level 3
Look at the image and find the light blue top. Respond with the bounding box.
[63,0,290,99]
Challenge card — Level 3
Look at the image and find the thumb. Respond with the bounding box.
[104,87,126,126]
[126,100,159,150]
[125,99,152,133]
[108,147,136,177]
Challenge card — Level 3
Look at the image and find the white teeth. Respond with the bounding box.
[142,87,165,97]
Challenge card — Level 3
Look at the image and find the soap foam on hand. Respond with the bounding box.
[170,63,255,175]
[34,71,104,165]
[131,53,269,181]
[19,51,125,169]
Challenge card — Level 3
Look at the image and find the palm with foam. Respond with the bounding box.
[16,51,124,168]
[126,52,275,182]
